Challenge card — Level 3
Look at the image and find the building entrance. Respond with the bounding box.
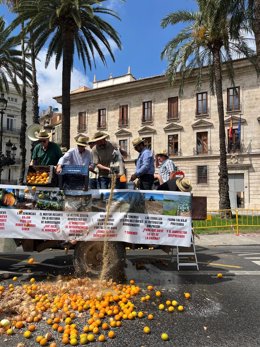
[228,173,244,208]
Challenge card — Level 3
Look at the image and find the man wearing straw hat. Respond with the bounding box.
[89,131,125,189]
[56,134,93,174]
[154,149,176,185]
[30,129,62,166]
[130,137,155,190]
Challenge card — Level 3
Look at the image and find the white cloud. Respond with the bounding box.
[36,49,92,111]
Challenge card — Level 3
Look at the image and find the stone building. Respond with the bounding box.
[56,59,260,210]
[0,86,33,184]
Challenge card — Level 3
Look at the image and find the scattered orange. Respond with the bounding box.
[108,330,115,339]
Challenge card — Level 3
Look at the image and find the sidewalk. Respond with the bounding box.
[195,233,260,246]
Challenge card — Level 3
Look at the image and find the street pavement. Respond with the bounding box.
[0,234,260,347]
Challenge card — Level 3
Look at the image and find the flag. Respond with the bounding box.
[237,115,241,140]
[229,118,233,139]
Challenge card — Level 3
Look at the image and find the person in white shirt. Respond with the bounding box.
[56,134,93,173]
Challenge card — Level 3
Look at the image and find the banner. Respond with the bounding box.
[0,184,192,247]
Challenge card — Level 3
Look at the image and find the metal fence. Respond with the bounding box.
[193,209,260,235]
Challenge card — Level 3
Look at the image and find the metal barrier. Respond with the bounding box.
[193,209,260,236]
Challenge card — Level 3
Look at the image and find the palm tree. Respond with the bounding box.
[0,16,31,93]
[14,0,121,149]
[214,0,260,66]
[161,0,256,210]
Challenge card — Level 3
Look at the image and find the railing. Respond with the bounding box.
[226,104,241,113]
[2,127,20,135]
[193,209,260,236]
[118,120,129,128]
[167,112,179,121]
[97,122,107,129]
[141,116,153,124]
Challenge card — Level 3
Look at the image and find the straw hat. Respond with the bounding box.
[88,131,109,143]
[132,137,145,147]
[36,129,51,140]
[176,177,192,192]
[156,149,169,157]
[75,135,89,147]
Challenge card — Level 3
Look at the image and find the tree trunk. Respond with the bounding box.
[61,28,74,149]
[253,0,260,68]
[19,22,27,184]
[212,48,231,210]
[31,35,39,124]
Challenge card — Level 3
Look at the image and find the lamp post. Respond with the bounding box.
[0,93,17,183]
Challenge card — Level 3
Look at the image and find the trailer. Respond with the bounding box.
[0,166,206,279]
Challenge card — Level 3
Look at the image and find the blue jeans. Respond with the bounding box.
[98,176,111,189]
[89,178,98,189]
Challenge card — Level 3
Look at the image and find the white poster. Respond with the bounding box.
[0,185,192,247]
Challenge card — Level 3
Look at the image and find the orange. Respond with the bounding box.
[143,326,151,334]
[40,338,48,346]
[184,292,191,299]
[108,330,115,339]
[98,334,106,342]
[28,324,36,332]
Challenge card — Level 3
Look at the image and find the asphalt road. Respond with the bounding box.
[0,245,260,347]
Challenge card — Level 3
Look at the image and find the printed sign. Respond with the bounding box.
[0,185,192,247]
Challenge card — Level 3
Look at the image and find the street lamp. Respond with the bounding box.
[0,93,17,183]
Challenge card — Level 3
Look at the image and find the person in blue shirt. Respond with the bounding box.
[130,137,155,190]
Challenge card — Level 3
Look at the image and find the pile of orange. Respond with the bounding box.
[0,276,191,345]
[26,171,49,185]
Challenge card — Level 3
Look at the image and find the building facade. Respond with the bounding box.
[58,59,260,210]
[1,86,33,184]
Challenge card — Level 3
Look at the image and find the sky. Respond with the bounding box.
[1,0,198,111]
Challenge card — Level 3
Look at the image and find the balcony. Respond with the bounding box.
[226,104,241,113]
[2,127,20,135]
[193,147,212,155]
[97,122,107,130]
[195,110,209,117]
[77,126,87,133]
[118,120,129,128]
[167,112,179,122]
[141,116,153,125]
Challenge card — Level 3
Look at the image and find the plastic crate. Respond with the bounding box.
[24,165,56,186]
[60,165,88,176]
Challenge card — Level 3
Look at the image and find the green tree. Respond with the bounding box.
[161,0,256,210]
[0,16,31,93]
[14,0,121,149]
[214,0,260,66]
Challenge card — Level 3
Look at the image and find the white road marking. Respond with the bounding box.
[244,257,260,259]
[252,261,260,266]
[236,253,260,256]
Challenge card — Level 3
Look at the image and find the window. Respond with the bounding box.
[196,132,208,154]
[6,115,15,131]
[168,134,179,155]
[197,165,208,184]
[227,87,240,111]
[143,137,152,150]
[196,92,208,115]
[78,112,86,132]
[168,97,178,120]
[97,108,106,129]
[142,101,152,123]
[119,105,128,127]
[227,128,241,152]
[119,139,128,154]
